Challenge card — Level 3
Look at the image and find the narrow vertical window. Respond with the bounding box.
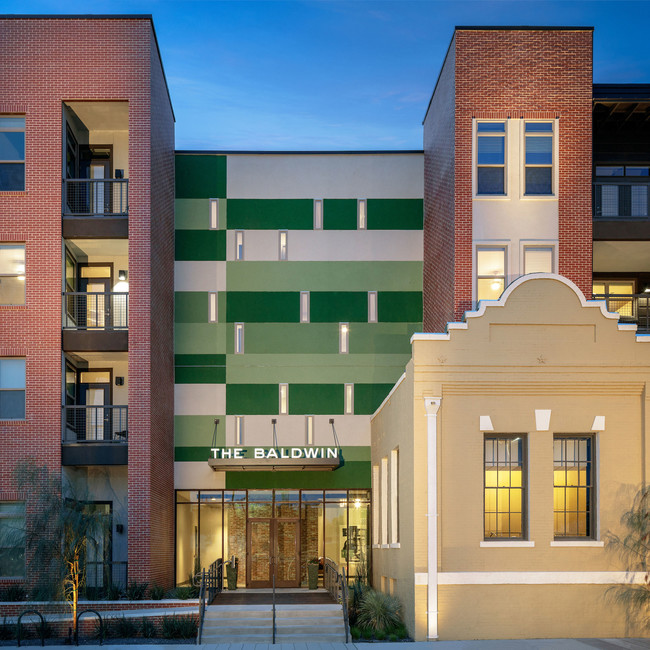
[279,383,288,415]
[339,323,349,354]
[305,415,314,445]
[390,448,399,544]
[0,359,26,420]
[381,457,389,545]
[484,435,526,539]
[234,323,244,354]
[476,247,506,302]
[209,199,219,230]
[234,416,244,445]
[208,292,218,323]
[314,199,323,230]
[300,291,310,323]
[372,465,380,545]
[0,244,25,305]
[368,291,378,323]
[278,231,288,261]
[235,231,244,261]
[344,383,354,415]
[554,436,594,539]
[0,502,25,577]
[358,199,367,230]
[524,247,553,274]
[476,121,505,195]
[525,122,554,195]
[0,116,25,191]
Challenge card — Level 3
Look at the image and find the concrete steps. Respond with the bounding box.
[199,603,346,644]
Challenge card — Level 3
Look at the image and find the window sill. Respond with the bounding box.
[480,540,535,548]
[389,543,401,549]
[550,540,604,547]
[380,543,390,549]
[473,195,509,201]
[520,194,557,201]
[372,544,380,549]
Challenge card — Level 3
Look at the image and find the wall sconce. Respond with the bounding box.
[118,270,128,281]
[115,377,124,386]
[116,524,124,534]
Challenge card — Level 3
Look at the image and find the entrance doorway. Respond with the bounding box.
[247,518,300,588]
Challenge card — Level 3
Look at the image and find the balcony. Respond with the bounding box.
[62,292,128,351]
[593,293,650,333]
[593,182,650,240]
[62,405,128,466]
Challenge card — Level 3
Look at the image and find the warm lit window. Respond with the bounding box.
[235,231,244,260]
[476,247,506,301]
[208,292,218,323]
[0,116,25,191]
[592,279,636,320]
[525,122,554,195]
[554,436,594,539]
[368,291,378,323]
[0,244,25,305]
[372,465,379,544]
[390,448,399,544]
[300,291,310,323]
[279,231,288,261]
[476,122,505,195]
[524,247,553,274]
[0,502,25,577]
[305,415,314,445]
[314,199,323,230]
[339,322,349,354]
[344,383,354,415]
[209,199,219,230]
[0,359,25,420]
[279,383,288,415]
[358,199,367,229]
[234,323,244,354]
[234,416,244,445]
[484,435,526,539]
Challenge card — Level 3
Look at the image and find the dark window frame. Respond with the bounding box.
[0,116,25,192]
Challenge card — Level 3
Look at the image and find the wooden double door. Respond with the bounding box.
[247,518,300,588]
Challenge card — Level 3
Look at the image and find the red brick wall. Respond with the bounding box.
[0,17,175,588]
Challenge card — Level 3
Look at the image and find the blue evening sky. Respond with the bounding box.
[3,1,650,150]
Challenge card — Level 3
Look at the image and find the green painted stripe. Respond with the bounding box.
[323,199,357,230]
[225,353,411,384]
[175,292,208,323]
[378,291,423,322]
[175,415,225,447]
[175,198,227,230]
[175,154,226,199]
[175,230,226,261]
[226,292,299,323]
[349,322,419,354]
[175,366,226,384]
[226,261,423,292]
[227,199,313,230]
[367,199,423,230]
[175,354,226,366]
[310,292,367,323]
[354,383,395,415]
[174,323,227,355]
[289,384,343,414]
[226,384,278,414]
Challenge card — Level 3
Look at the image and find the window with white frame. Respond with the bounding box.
[0,502,25,577]
[0,116,25,191]
[476,121,506,195]
[305,415,314,445]
[0,359,25,420]
[476,247,506,301]
[235,231,244,260]
[339,322,349,354]
[279,383,288,415]
[208,292,218,323]
[234,416,244,445]
[313,199,323,230]
[279,231,288,260]
[358,199,367,229]
[524,122,554,195]
[344,383,354,415]
[234,323,244,354]
[390,448,399,544]
[368,291,378,323]
[524,247,553,274]
[209,199,219,230]
[0,244,25,305]
[300,291,310,323]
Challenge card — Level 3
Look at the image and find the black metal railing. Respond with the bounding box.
[63,292,128,330]
[84,561,128,598]
[593,293,650,332]
[63,178,129,217]
[62,405,128,443]
[593,182,649,219]
[323,557,350,643]
[197,559,223,645]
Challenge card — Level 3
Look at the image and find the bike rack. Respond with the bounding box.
[16,609,45,647]
[75,609,103,646]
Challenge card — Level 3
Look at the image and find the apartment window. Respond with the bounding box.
[390,448,399,544]
[484,435,526,539]
[0,359,25,420]
[234,416,244,445]
[344,383,354,415]
[339,323,349,354]
[209,199,219,230]
[0,244,25,305]
[279,231,288,261]
[525,122,554,195]
[208,292,218,323]
[235,231,244,261]
[476,247,506,301]
[300,291,310,323]
[381,457,389,545]
[0,116,25,191]
[358,199,367,230]
[0,502,25,577]
[368,291,378,323]
[314,199,323,230]
[234,323,244,354]
[476,121,505,195]
[524,247,553,274]
[592,279,636,320]
[305,415,314,445]
[554,436,594,539]
[279,383,288,415]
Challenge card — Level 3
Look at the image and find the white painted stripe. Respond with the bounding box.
[175,462,226,490]
[438,571,647,585]
[174,384,226,416]
[480,541,535,548]
[174,261,226,292]
[550,540,605,547]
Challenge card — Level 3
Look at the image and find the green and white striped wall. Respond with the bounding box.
[174,152,423,491]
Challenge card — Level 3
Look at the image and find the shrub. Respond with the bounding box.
[396,624,409,639]
[126,580,149,600]
[105,583,123,600]
[375,629,386,640]
[0,618,12,641]
[161,615,197,639]
[111,615,138,638]
[361,626,373,639]
[388,633,398,642]
[357,589,403,635]
[350,626,361,640]
[171,585,197,600]
[140,617,157,639]
[93,618,110,641]
[149,583,165,600]
[1,585,26,601]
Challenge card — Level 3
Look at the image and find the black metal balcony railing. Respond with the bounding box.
[593,293,650,332]
[84,561,128,597]
[593,182,649,219]
[63,178,129,216]
[63,292,128,330]
[63,405,128,443]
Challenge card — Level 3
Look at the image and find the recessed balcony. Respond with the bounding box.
[592,292,650,333]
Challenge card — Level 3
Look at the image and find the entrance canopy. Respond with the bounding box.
[208,446,342,471]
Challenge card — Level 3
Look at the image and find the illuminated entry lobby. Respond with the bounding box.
[175,489,370,587]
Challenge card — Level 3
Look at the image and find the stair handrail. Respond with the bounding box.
[272,571,276,644]
[340,565,350,643]
[323,557,350,643]
[196,568,206,645]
